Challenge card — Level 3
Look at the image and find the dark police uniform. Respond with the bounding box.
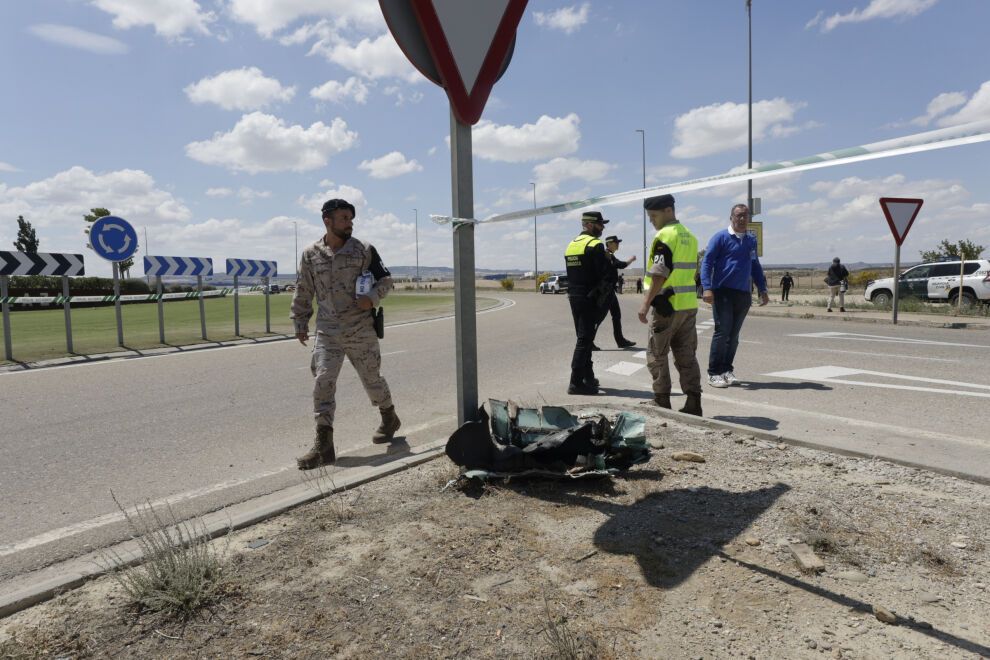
[597,248,635,347]
[565,214,610,393]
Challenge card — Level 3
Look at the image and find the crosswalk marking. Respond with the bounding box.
[605,361,646,376]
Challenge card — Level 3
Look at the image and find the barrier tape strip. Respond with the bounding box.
[431,118,990,226]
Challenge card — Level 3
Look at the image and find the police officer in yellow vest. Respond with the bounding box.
[637,194,703,415]
[565,211,611,395]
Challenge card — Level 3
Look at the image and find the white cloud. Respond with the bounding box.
[228,0,383,38]
[358,152,423,179]
[670,98,809,159]
[310,76,369,104]
[310,32,420,82]
[909,91,968,127]
[646,165,693,185]
[810,0,939,33]
[936,81,990,127]
[236,187,272,203]
[533,4,590,34]
[0,161,19,173]
[0,166,192,256]
[185,112,358,174]
[90,0,215,39]
[297,182,367,214]
[472,114,581,163]
[206,187,233,197]
[531,158,614,200]
[383,86,424,107]
[28,24,128,54]
[185,67,296,111]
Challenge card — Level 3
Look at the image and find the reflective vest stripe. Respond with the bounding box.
[671,285,697,294]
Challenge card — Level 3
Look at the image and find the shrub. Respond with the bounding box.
[500,278,515,291]
[848,270,881,287]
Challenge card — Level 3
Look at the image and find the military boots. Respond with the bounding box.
[679,394,703,417]
[297,426,336,470]
[372,406,401,443]
[654,394,672,409]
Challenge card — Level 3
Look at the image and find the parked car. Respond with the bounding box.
[539,275,568,294]
[864,259,990,306]
[268,284,281,294]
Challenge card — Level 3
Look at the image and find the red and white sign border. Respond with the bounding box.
[879,197,924,246]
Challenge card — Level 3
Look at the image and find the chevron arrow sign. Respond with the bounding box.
[143,256,214,277]
[225,258,277,278]
[0,251,85,276]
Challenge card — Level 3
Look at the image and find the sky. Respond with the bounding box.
[1,0,989,278]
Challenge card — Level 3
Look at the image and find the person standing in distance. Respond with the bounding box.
[291,198,401,469]
[780,271,794,301]
[594,235,637,349]
[637,194,703,415]
[825,257,849,312]
[700,203,769,388]
[565,211,610,395]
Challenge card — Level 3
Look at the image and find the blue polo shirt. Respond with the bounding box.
[700,229,768,293]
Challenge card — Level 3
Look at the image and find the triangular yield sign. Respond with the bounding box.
[411,0,528,125]
[879,197,924,246]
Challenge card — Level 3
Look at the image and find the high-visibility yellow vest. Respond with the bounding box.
[564,234,603,286]
[644,221,698,311]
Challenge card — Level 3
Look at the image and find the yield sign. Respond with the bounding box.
[879,197,923,246]
[411,0,528,125]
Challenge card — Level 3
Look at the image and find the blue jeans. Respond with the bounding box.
[708,288,751,376]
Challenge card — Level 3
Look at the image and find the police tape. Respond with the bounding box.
[430,118,990,226]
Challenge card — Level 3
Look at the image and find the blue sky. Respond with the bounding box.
[2,0,988,277]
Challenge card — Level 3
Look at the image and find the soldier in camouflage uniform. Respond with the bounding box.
[291,198,400,469]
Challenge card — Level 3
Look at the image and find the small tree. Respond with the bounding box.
[84,207,135,277]
[13,215,40,253]
[500,277,515,291]
[919,239,985,262]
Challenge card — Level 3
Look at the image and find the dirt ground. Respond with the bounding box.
[1,404,988,659]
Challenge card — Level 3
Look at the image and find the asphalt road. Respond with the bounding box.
[2,291,989,580]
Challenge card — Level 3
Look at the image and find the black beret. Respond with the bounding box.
[322,198,356,217]
[644,194,675,210]
[604,235,621,243]
[581,211,608,224]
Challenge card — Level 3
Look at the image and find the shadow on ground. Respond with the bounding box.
[712,415,780,431]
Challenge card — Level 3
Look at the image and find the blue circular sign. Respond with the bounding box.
[89,216,138,262]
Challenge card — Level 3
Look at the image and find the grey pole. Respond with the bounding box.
[197,275,207,340]
[892,244,901,325]
[414,208,420,284]
[156,276,165,344]
[1,275,12,361]
[450,107,478,425]
[144,227,150,286]
[636,129,646,266]
[956,243,966,316]
[264,276,271,333]
[747,0,754,213]
[62,276,73,354]
[233,274,240,335]
[531,182,538,289]
[112,261,124,346]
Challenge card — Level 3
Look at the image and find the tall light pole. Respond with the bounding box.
[530,182,537,288]
[747,0,754,213]
[636,129,646,266]
[414,208,419,283]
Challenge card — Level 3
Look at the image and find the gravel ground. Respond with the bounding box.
[1,404,988,659]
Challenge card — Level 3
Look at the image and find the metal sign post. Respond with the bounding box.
[956,247,966,316]
[233,274,240,336]
[264,277,271,333]
[226,259,276,336]
[451,111,478,424]
[112,262,124,345]
[879,197,924,326]
[1,275,11,361]
[87,216,138,347]
[61,276,73,354]
[156,276,165,344]
[197,275,207,340]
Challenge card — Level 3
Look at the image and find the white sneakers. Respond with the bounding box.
[708,372,739,388]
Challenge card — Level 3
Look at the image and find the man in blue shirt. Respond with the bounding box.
[700,204,769,388]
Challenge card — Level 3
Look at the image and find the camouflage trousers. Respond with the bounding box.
[646,308,702,397]
[311,326,392,427]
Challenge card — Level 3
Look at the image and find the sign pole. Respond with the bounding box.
[451,108,478,425]
[264,276,271,333]
[61,276,73,354]
[197,275,207,340]
[956,246,966,315]
[1,275,12,361]
[892,244,900,325]
[233,274,240,336]
[112,261,124,346]
[156,276,165,344]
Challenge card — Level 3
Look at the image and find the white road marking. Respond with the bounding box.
[632,351,648,360]
[605,361,646,376]
[789,331,989,349]
[0,414,457,557]
[810,347,960,363]
[765,365,990,399]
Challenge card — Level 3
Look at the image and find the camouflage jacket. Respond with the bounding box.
[290,237,392,335]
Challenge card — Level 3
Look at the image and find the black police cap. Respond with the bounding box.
[581,211,609,224]
[644,194,675,211]
[604,235,621,243]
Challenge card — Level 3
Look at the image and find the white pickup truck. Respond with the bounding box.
[539,275,568,294]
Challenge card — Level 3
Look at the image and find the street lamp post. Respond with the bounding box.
[636,129,646,266]
[747,0,754,213]
[530,182,537,288]
[414,208,419,284]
